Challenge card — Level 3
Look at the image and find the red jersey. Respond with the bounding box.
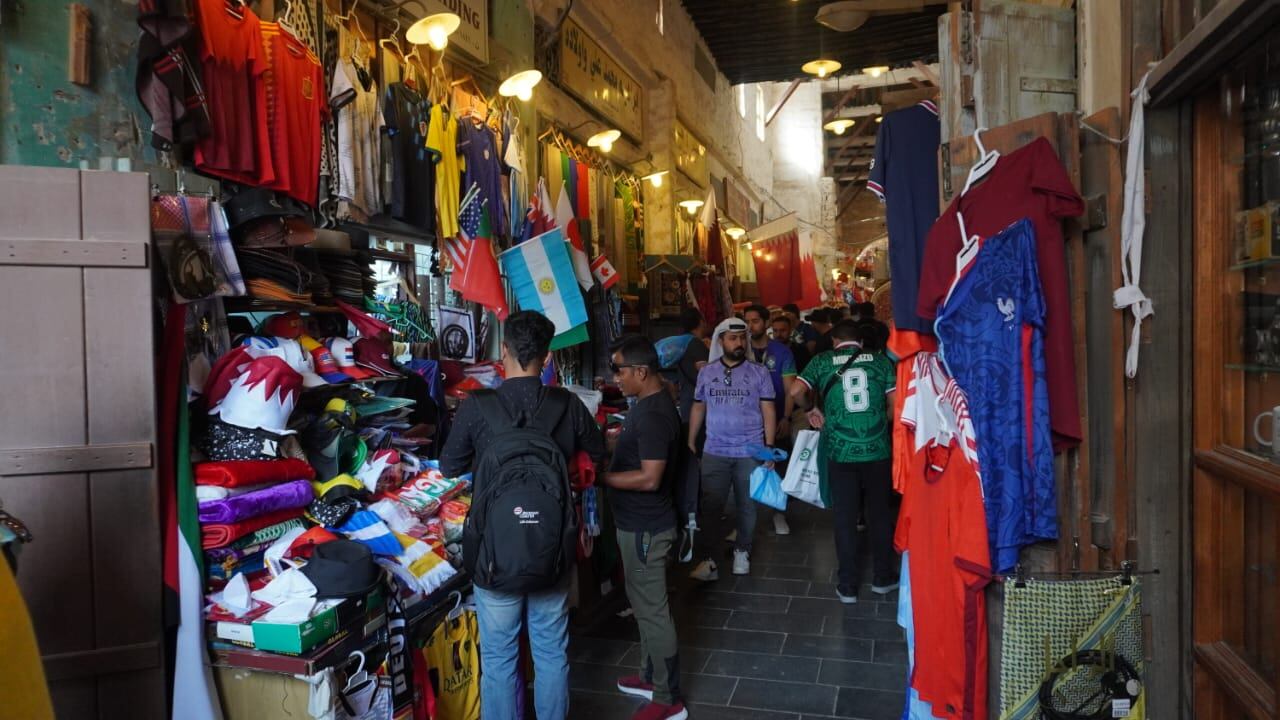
[887,328,938,493]
[193,0,275,185]
[915,137,1084,451]
[895,353,990,720]
[260,22,323,207]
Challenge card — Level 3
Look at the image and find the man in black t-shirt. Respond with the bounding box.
[605,335,687,720]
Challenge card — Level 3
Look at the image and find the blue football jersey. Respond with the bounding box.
[934,218,1056,573]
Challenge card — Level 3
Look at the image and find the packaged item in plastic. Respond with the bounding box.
[439,500,469,544]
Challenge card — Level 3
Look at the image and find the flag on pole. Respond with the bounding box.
[556,182,594,291]
[500,228,590,350]
[457,206,510,319]
[591,255,619,290]
[523,177,555,242]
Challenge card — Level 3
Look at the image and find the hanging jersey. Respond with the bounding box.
[797,346,895,463]
[894,356,990,720]
[934,218,1055,574]
[888,329,938,493]
[423,611,480,720]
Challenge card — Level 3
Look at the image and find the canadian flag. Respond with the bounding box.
[591,255,619,290]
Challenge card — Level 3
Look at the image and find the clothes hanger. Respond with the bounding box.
[379,17,405,62]
[446,590,465,624]
[223,0,245,20]
[960,126,999,198]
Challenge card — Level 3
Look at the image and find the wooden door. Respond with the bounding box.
[1190,35,1280,718]
[0,167,164,718]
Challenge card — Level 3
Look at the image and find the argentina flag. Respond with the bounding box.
[499,228,590,349]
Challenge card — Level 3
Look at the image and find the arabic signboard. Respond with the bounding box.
[673,119,707,188]
[559,17,643,140]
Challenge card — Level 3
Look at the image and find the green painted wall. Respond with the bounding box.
[0,1,150,167]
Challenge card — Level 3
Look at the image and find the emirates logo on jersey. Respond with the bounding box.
[301,77,314,100]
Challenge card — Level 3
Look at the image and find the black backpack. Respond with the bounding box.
[462,388,577,593]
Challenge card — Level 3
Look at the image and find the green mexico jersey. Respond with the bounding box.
[799,348,895,462]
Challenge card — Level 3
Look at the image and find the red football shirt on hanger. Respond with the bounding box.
[260,22,323,206]
[916,137,1084,450]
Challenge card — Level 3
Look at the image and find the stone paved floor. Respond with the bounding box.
[566,501,907,719]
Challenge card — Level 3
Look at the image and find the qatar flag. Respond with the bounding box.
[749,213,817,308]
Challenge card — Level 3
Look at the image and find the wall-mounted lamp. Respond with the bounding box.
[587,129,621,153]
[862,65,890,79]
[499,70,543,101]
[641,170,669,188]
[407,12,460,51]
[724,227,746,241]
[678,199,705,216]
[802,59,842,79]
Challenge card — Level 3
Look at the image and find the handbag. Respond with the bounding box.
[781,429,825,508]
[749,465,788,511]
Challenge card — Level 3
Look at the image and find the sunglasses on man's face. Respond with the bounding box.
[610,363,642,374]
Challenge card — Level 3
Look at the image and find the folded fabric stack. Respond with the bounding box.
[311,249,373,305]
[196,460,316,577]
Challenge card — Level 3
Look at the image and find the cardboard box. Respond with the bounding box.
[1244,202,1280,259]
[251,604,340,654]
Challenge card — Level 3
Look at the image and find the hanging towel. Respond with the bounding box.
[1114,71,1154,378]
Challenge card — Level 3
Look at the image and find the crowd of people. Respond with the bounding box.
[448,303,895,720]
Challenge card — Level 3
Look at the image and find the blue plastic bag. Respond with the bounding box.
[749,465,788,511]
[655,333,696,369]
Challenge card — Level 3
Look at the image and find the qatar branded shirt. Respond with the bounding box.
[193,0,275,185]
[423,611,480,720]
[694,360,774,458]
[916,137,1085,450]
[934,218,1055,575]
[797,345,895,463]
[867,100,941,334]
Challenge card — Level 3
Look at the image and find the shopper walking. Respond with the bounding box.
[440,311,606,720]
[605,335,688,720]
[790,320,898,603]
[687,318,777,579]
[658,307,710,561]
[772,311,811,373]
[743,304,797,537]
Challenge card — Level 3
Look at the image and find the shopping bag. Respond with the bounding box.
[749,465,788,511]
[782,430,825,508]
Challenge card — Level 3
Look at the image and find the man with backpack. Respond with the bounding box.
[789,320,897,604]
[655,307,709,562]
[440,311,606,720]
[605,336,687,720]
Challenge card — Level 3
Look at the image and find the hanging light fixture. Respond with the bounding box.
[823,118,856,135]
[587,129,621,153]
[831,267,842,280]
[801,59,842,79]
[753,247,764,258]
[678,198,705,216]
[875,116,883,123]
[407,13,461,51]
[641,170,668,188]
[724,227,746,241]
[498,70,543,101]
[862,65,890,79]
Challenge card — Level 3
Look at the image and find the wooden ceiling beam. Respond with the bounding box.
[764,79,803,128]
[912,60,941,86]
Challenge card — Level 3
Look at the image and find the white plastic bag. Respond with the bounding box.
[781,430,825,508]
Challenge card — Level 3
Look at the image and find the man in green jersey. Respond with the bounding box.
[789,320,897,604]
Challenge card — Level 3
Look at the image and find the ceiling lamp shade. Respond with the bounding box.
[801,59,842,79]
[587,129,621,153]
[498,70,543,101]
[407,13,460,51]
[823,118,856,135]
[862,65,891,78]
[641,170,668,187]
[724,227,747,241]
[678,199,705,216]
[815,3,871,31]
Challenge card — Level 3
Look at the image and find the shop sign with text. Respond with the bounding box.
[559,17,643,140]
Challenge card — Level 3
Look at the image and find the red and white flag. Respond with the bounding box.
[591,255,619,290]
[555,182,594,291]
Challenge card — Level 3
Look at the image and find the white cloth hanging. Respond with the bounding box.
[1114,71,1154,378]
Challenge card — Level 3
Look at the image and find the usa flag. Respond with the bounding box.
[446,184,483,288]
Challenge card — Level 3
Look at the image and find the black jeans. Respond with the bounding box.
[828,458,898,587]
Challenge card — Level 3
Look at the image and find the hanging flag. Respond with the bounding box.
[591,255,620,290]
[500,228,590,350]
[797,229,823,309]
[524,177,555,242]
[575,162,591,221]
[457,206,510,319]
[556,182,594,291]
[447,184,483,292]
[749,213,806,308]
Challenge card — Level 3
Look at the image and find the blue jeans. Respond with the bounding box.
[473,581,570,720]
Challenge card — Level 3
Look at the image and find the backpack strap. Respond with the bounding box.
[473,390,516,434]
[820,347,863,401]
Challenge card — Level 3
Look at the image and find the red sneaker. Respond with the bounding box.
[631,701,689,720]
[616,675,654,700]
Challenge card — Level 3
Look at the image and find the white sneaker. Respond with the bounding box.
[689,560,719,582]
[773,514,791,536]
[732,549,751,576]
[725,529,738,543]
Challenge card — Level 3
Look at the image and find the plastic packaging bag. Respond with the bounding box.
[781,429,825,508]
[749,465,788,511]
